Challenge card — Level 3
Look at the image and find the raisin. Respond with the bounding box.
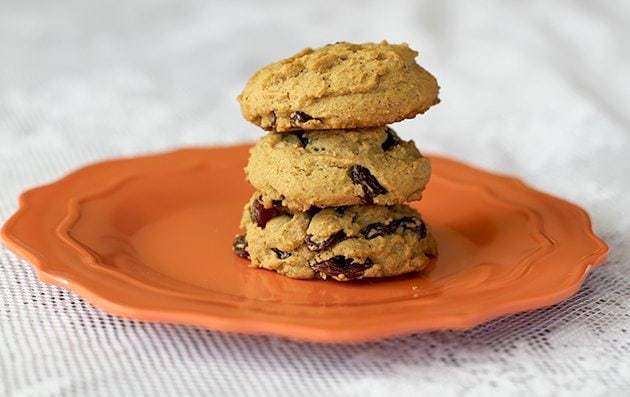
[360,217,427,240]
[290,111,314,125]
[393,217,427,239]
[250,197,290,228]
[348,165,388,204]
[295,132,309,147]
[306,206,321,217]
[381,127,401,151]
[233,235,249,259]
[417,221,427,239]
[334,206,347,216]
[311,256,373,280]
[304,230,347,251]
[263,111,277,131]
[361,222,391,240]
[391,216,417,230]
[271,247,291,259]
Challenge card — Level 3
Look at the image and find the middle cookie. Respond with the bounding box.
[246,126,431,211]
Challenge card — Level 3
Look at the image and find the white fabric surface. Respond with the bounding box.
[1,0,629,395]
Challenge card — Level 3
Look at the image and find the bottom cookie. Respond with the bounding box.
[233,194,437,281]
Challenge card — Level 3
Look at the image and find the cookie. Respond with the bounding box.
[238,41,440,132]
[245,126,431,211]
[233,194,437,281]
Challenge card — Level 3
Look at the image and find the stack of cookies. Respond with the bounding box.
[233,41,440,281]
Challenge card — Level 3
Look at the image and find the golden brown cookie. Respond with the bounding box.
[238,41,440,132]
[245,126,431,211]
[233,194,437,281]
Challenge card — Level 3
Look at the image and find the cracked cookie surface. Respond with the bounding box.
[234,194,437,281]
[245,127,431,211]
[238,41,440,132]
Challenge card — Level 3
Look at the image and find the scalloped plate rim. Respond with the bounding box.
[0,146,609,343]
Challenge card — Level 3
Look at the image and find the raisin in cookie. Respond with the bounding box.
[238,41,440,132]
[245,126,431,211]
[233,194,437,281]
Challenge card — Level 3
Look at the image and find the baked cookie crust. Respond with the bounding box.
[245,127,431,211]
[238,41,439,132]
[234,194,437,281]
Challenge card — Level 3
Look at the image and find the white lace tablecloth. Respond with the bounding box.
[1,1,629,395]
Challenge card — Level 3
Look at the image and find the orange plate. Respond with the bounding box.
[1,146,608,343]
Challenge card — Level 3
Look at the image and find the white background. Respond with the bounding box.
[1,1,629,395]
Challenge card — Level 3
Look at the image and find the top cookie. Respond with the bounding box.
[238,41,440,132]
